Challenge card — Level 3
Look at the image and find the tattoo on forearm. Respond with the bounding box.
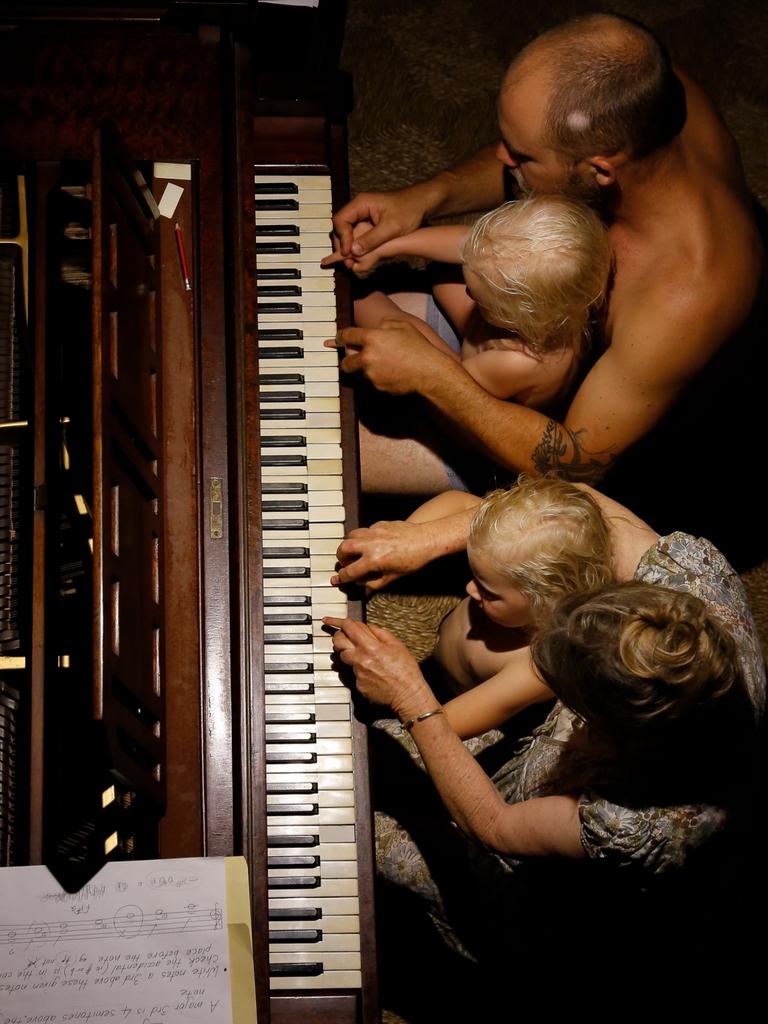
[532,421,616,483]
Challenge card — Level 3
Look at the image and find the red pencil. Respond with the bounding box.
[174,221,192,291]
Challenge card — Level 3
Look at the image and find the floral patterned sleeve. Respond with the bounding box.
[578,793,728,873]
[577,532,765,872]
[634,532,765,716]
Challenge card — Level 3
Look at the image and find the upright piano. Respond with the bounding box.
[0,3,378,1021]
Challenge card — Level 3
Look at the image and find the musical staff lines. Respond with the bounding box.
[0,903,223,946]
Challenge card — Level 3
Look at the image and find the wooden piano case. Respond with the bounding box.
[0,5,377,1022]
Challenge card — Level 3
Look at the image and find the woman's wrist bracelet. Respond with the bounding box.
[401,708,444,732]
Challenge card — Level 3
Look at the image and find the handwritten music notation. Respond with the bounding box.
[0,903,224,946]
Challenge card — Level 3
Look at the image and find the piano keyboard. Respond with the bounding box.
[255,173,362,991]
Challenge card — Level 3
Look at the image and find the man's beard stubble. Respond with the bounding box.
[509,164,607,209]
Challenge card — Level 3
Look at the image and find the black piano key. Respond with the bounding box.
[259,329,304,341]
[268,875,320,889]
[263,571,310,583]
[267,803,318,817]
[262,518,308,530]
[261,435,305,448]
[265,660,313,672]
[269,907,322,922]
[268,928,322,943]
[265,681,314,695]
[266,751,317,764]
[259,374,305,386]
[263,547,310,558]
[261,408,306,421]
[255,198,299,211]
[258,302,303,315]
[269,962,324,978]
[258,347,304,360]
[267,713,315,726]
[266,779,317,791]
[264,613,312,625]
[255,224,299,237]
[256,267,301,280]
[254,181,299,194]
[268,834,318,849]
[264,594,311,606]
[257,286,301,297]
[263,500,308,512]
[264,629,311,641]
[260,391,305,403]
[268,853,320,866]
[256,242,300,255]
[267,730,316,744]
[262,481,307,494]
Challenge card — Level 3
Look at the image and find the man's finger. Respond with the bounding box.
[331,326,373,349]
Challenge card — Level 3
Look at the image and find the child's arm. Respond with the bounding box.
[460,348,547,401]
[323,224,470,268]
[442,646,554,739]
[406,490,482,524]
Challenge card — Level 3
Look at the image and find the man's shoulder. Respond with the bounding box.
[607,222,764,378]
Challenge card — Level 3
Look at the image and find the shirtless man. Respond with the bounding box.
[331,12,766,573]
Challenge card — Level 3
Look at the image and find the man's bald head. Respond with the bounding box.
[505,13,686,164]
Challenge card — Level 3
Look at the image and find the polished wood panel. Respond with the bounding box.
[1,5,377,1018]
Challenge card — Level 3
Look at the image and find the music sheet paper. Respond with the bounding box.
[0,857,257,1024]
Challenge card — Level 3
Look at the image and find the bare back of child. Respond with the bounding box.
[404,479,657,739]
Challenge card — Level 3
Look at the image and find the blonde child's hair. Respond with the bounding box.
[461,195,612,358]
[468,476,613,624]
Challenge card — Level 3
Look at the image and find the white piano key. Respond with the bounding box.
[261,537,340,554]
[259,353,341,370]
[262,579,341,595]
[270,970,364,987]
[268,842,358,862]
[256,217,335,233]
[266,689,352,706]
[269,915,359,934]
[268,823,356,843]
[259,459,344,477]
[268,765,353,784]
[270,950,361,969]
[258,310,337,326]
[270,971,362,992]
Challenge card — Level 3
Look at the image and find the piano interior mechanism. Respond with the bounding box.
[0,3,377,1022]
